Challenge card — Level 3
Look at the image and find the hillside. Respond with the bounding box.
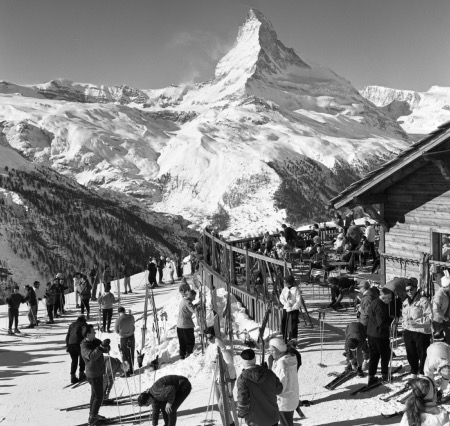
[0,9,410,237]
[0,144,194,286]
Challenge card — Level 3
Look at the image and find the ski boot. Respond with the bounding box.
[368,376,379,386]
[71,374,79,384]
[7,329,14,335]
[381,374,389,383]
[79,372,86,381]
[76,304,80,308]
[357,367,365,378]
[14,328,21,334]
[100,327,105,333]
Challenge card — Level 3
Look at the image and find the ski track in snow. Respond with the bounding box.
[2,270,447,426]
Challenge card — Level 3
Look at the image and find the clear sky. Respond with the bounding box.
[0,0,449,92]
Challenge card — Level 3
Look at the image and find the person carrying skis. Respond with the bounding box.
[137,375,192,426]
[403,280,432,378]
[279,275,301,342]
[66,315,87,384]
[176,289,197,359]
[6,284,24,334]
[424,342,450,399]
[147,257,158,288]
[43,281,56,324]
[114,306,135,377]
[77,274,92,319]
[367,287,394,385]
[268,337,299,426]
[344,321,369,377]
[400,376,450,426]
[98,287,116,333]
[80,324,111,426]
[89,262,100,301]
[237,348,283,426]
[24,283,38,328]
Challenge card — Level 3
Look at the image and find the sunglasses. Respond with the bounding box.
[405,288,415,293]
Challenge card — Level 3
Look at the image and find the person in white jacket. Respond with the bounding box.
[400,376,450,426]
[432,275,450,342]
[279,275,302,342]
[269,337,299,426]
[424,342,450,397]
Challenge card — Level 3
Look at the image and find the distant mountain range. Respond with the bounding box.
[1,8,439,242]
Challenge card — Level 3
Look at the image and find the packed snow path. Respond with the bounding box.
[0,271,422,425]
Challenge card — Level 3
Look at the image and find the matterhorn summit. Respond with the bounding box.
[0,9,411,235]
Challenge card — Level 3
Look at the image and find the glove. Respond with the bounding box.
[102,339,111,346]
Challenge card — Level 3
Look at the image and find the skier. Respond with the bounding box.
[268,337,299,426]
[119,262,132,294]
[279,275,301,342]
[402,280,432,377]
[157,255,166,284]
[98,287,116,333]
[103,355,129,401]
[89,262,100,301]
[24,283,38,328]
[77,274,92,319]
[424,342,450,398]
[6,284,24,334]
[114,306,135,377]
[344,321,369,377]
[237,348,283,426]
[367,287,394,385]
[137,375,192,426]
[74,272,82,308]
[55,273,68,315]
[102,265,112,292]
[66,315,87,384]
[356,281,379,331]
[432,275,450,343]
[400,376,450,426]
[167,257,175,284]
[147,257,158,288]
[80,324,111,425]
[43,281,56,324]
[176,289,197,359]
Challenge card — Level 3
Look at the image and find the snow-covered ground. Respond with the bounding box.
[0,270,439,426]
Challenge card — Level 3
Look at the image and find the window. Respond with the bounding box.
[431,229,450,262]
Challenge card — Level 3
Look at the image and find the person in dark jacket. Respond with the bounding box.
[119,262,132,294]
[237,349,283,426]
[77,275,92,319]
[102,265,112,292]
[157,255,166,284]
[356,281,380,329]
[6,285,24,334]
[367,287,394,385]
[147,258,158,288]
[281,224,297,247]
[327,276,356,310]
[44,281,56,324]
[344,321,370,377]
[89,263,100,301]
[66,315,87,384]
[137,375,192,426]
[80,324,110,426]
[24,283,38,328]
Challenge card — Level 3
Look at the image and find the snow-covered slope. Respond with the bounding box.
[0,9,410,237]
[360,85,450,135]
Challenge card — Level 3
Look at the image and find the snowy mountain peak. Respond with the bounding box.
[215,9,310,82]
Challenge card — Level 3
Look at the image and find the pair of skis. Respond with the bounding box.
[75,409,151,426]
[324,370,357,390]
[350,365,404,396]
[60,393,139,411]
[381,394,450,418]
[63,378,87,390]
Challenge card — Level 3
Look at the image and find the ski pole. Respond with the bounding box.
[106,354,122,424]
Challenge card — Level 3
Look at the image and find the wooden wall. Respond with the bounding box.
[383,161,450,281]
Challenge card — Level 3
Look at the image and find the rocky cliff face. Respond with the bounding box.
[0,9,411,237]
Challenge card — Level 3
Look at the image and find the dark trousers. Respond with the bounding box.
[280,410,294,426]
[46,304,54,322]
[8,308,19,329]
[177,327,195,358]
[102,308,113,330]
[80,298,90,315]
[88,376,104,418]
[149,273,157,286]
[433,320,450,345]
[281,309,299,341]
[368,336,391,377]
[68,345,85,375]
[158,268,163,283]
[161,380,192,426]
[54,296,61,316]
[404,329,431,375]
[120,335,135,373]
[368,242,376,260]
[28,304,38,325]
[91,280,98,299]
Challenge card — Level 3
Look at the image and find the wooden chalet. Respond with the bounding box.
[329,121,450,292]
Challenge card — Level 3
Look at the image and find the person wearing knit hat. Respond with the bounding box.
[344,322,369,377]
[432,274,450,343]
[424,342,450,399]
[268,338,299,426]
[237,349,283,426]
[279,275,301,342]
[400,376,450,426]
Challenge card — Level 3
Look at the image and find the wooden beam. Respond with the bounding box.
[353,194,388,205]
[422,152,450,182]
[422,150,450,161]
[379,203,386,286]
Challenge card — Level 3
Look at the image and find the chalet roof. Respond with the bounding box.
[330,121,450,210]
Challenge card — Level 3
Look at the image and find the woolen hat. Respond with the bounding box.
[269,337,287,352]
[240,349,256,368]
[284,275,296,286]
